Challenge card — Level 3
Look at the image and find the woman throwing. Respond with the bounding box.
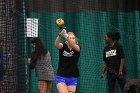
[55,29,80,93]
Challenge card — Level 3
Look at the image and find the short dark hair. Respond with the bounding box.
[31,37,41,44]
[106,31,120,41]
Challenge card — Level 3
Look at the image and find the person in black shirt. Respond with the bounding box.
[101,31,126,93]
[55,29,80,93]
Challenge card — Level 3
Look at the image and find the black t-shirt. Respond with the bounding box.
[57,43,80,77]
[103,42,125,77]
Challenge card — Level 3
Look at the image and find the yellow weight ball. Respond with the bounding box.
[56,18,64,27]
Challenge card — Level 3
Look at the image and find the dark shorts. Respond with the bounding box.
[55,75,78,86]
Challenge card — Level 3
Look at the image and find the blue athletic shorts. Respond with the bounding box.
[55,75,78,86]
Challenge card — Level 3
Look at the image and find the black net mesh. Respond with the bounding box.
[0,0,27,93]
[0,1,17,93]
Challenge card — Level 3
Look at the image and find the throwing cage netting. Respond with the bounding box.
[0,0,27,93]
[0,0,140,93]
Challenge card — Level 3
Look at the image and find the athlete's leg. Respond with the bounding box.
[56,82,68,93]
[108,78,116,93]
[117,77,126,93]
[67,77,77,93]
[38,80,47,93]
[46,81,53,93]
[55,76,68,93]
[67,86,76,93]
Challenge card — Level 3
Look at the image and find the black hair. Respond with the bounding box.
[106,31,120,42]
[31,37,48,63]
[31,37,41,44]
